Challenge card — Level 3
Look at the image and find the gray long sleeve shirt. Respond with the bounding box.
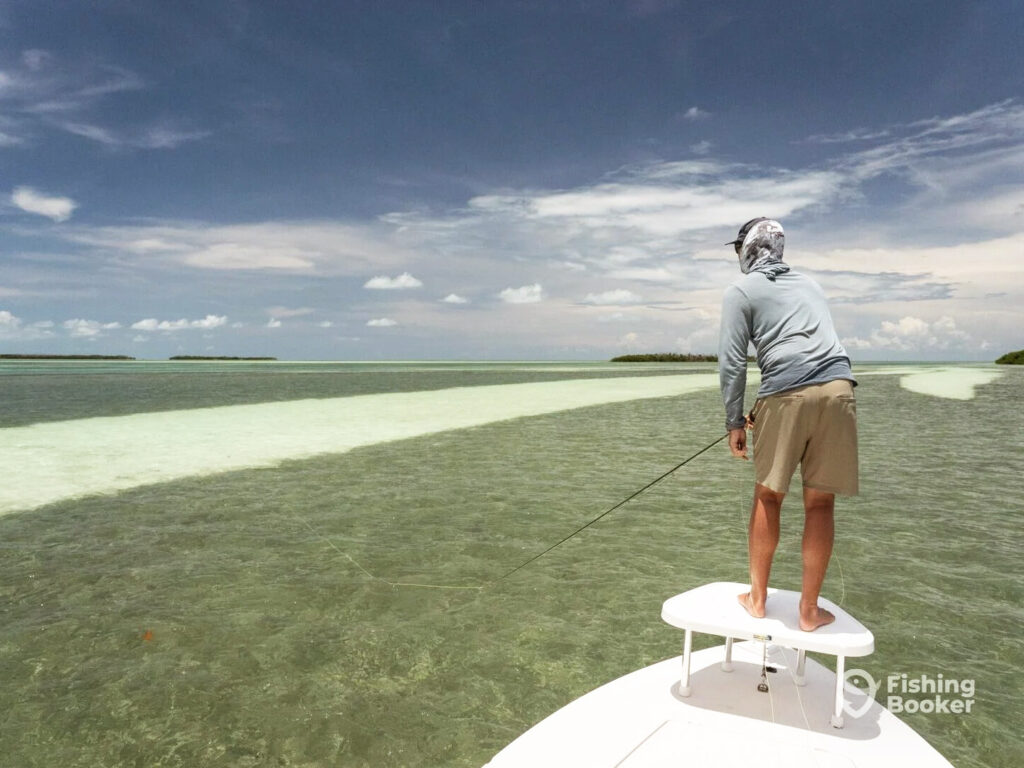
[718,270,854,430]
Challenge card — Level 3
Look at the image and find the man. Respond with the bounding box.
[718,218,858,632]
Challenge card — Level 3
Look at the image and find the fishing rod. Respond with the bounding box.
[493,432,729,584]
[304,420,800,595]
[303,432,730,593]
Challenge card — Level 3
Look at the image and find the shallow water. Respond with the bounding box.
[0,360,698,429]
[0,361,1020,767]
[0,374,724,515]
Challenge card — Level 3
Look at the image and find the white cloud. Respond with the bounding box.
[367,317,398,327]
[318,321,334,328]
[555,261,587,272]
[471,168,845,238]
[837,100,1024,183]
[364,272,423,289]
[66,221,418,274]
[0,310,22,333]
[130,319,165,331]
[799,232,1024,299]
[499,284,543,304]
[266,318,282,328]
[267,306,314,319]
[690,140,713,156]
[181,242,315,270]
[0,52,207,150]
[60,122,119,145]
[0,128,24,147]
[843,315,971,351]
[606,267,676,282]
[0,311,58,339]
[122,238,185,253]
[139,126,210,149]
[63,318,120,338]
[582,289,642,305]
[22,49,50,71]
[619,331,641,348]
[74,66,144,99]
[441,293,469,304]
[804,128,892,144]
[131,315,227,332]
[58,122,209,150]
[192,315,227,329]
[681,106,710,121]
[11,186,77,221]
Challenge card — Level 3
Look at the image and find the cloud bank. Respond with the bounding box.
[131,315,228,332]
[5,101,1024,358]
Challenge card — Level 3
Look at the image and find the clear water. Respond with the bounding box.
[0,361,1020,767]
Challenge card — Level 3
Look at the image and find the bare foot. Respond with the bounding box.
[737,592,765,618]
[799,603,835,631]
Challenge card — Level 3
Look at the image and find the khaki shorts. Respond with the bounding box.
[752,379,858,496]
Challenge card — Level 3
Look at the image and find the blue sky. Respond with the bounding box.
[1,0,1022,360]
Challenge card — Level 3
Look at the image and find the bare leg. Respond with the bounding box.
[738,483,783,618]
[800,486,836,631]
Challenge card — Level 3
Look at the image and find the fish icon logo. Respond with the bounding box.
[842,668,879,719]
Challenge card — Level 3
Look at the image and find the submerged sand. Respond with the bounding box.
[0,366,999,516]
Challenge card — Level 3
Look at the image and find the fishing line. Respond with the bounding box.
[294,421,846,600]
[492,433,729,584]
[733,502,847,609]
[295,433,729,591]
[293,514,484,591]
[781,646,814,731]
[834,548,846,607]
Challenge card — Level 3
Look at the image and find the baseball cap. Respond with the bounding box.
[725,217,770,252]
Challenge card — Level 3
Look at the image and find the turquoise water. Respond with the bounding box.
[0,361,1020,767]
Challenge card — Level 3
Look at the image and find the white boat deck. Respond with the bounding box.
[486,644,954,767]
[486,582,954,767]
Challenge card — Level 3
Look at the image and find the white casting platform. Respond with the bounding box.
[662,581,874,727]
[486,582,954,768]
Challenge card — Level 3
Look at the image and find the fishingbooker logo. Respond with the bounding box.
[842,669,976,717]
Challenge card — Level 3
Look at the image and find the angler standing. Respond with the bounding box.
[718,218,858,631]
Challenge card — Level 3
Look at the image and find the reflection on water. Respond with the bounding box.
[0,363,1019,767]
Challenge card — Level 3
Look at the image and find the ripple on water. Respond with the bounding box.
[0,366,1019,767]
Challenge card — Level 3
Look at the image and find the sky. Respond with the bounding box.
[1,0,1022,361]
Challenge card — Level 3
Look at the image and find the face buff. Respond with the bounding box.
[739,219,790,281]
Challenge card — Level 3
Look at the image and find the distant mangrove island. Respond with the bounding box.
[610,353,719,362]
[995,350,1024,365]
[0,354,277,361]
[0,354,135,360]
[169,356,277,361]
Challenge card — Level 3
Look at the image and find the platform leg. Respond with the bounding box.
[721,637,734,672]
[680,629,692,697]
[794,648,806,686]
[831,654,845,728]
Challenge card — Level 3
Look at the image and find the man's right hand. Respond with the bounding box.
[728,427,748,459]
